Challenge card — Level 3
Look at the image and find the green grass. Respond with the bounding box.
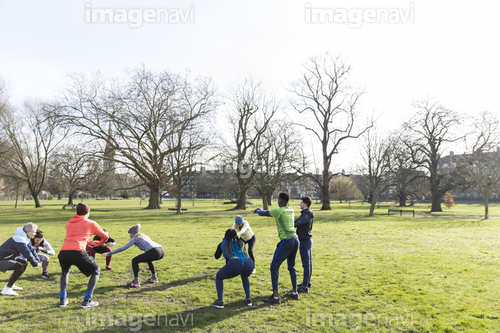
[1,197,498,217]
[1,202,500,332]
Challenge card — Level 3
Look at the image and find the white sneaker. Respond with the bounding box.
[1,286,18,296]
[11,284,22,291]
[252,268,256,274]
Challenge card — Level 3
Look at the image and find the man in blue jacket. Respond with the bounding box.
[0,222,41,296]
[294,196,314,293]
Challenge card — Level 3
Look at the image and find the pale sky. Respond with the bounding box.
[1,0,499,171]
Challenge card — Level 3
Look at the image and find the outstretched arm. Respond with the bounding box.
[103,237,137,256]
[253,208,270,216]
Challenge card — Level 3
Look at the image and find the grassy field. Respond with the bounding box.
[1,200,500,332]
[1,197,498,217]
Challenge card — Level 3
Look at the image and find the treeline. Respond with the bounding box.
[1,55,498,218]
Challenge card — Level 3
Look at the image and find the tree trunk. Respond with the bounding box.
[267,192,272,206]
[368,191,378,216]
[369,198,377,216]
[67,194,74,205]
[235,187,247,210]
[398,192,407,207]
[14,185,19,208]
[33,194,41,208]
[146,185,161,209]
[430,194,442,212]
[176,191,183,214]
[484,199,489,219]
[320,183,331,210]
[261,191,269,210]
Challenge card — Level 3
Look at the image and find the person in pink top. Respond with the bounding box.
[58,203,108,309]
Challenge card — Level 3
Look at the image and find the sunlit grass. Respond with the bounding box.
[1,203,500,332]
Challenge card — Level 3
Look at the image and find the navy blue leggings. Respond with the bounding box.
[215,257,254,301]
[270,237,299,291]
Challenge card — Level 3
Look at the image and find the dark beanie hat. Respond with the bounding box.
[128,224,141,234]
[76,203,90,216]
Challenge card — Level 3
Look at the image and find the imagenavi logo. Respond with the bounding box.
[305,3,414,27]
[85,3,195,28]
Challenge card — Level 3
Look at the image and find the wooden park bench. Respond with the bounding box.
[388,209,415,217]
[168,208,187,211]
[62,204,76,210]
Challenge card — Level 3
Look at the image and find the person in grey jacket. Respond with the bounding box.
[294,196,314,293]
[102,224,164,287]
[0,222,41,296]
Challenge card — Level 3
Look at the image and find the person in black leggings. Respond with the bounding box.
[102,224,164,287]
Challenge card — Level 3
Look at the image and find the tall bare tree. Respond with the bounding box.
[47,144,99,204]
[0,76,10,157]
[0,101,65,207]
[225,79,277,210]
[251,121,301,210]
[388,135,428,206]
[60,68,217,209]
[167,122,213,214]
[460,112,500,219]
[357,129,392,216]
[402,99,465,212]
[292,54,373,210]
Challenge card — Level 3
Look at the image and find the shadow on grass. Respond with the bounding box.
[94,273,213,294]
[80,295,296,333]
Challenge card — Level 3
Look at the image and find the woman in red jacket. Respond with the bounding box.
[58,203,108,309]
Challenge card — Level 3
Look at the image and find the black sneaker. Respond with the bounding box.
[81,299,99,308]
[297,286,309,293]
[59,298,69,308]
[211,300,224,309]
[300,282,312,288]
[290,292,299,300]
[244,298,252,306]
[264,295,281,304]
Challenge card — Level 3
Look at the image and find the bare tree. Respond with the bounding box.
[60,68,217,209]
[0,76,11,157]
[225,79,277,210]
[402,99,465,212]
[167,122,213,214]
[292,54,373,210]
[47,144,99,204]
[357,129,392,216]
[0,101,65,207]
[388,135,428,206]
[251,121,301,210]
[460,112,500,219]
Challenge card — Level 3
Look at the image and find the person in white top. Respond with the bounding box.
[231,215,256,274]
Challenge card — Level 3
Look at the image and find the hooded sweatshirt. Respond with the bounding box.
[0,227,40,267]
[294,208,314,241]
[60,215,108,252]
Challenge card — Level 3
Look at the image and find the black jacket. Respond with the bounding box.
[294,208,314,241]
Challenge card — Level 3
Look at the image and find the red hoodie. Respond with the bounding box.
[60,215,108,252]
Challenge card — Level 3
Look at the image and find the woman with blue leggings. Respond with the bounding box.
[211,229,253,309]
